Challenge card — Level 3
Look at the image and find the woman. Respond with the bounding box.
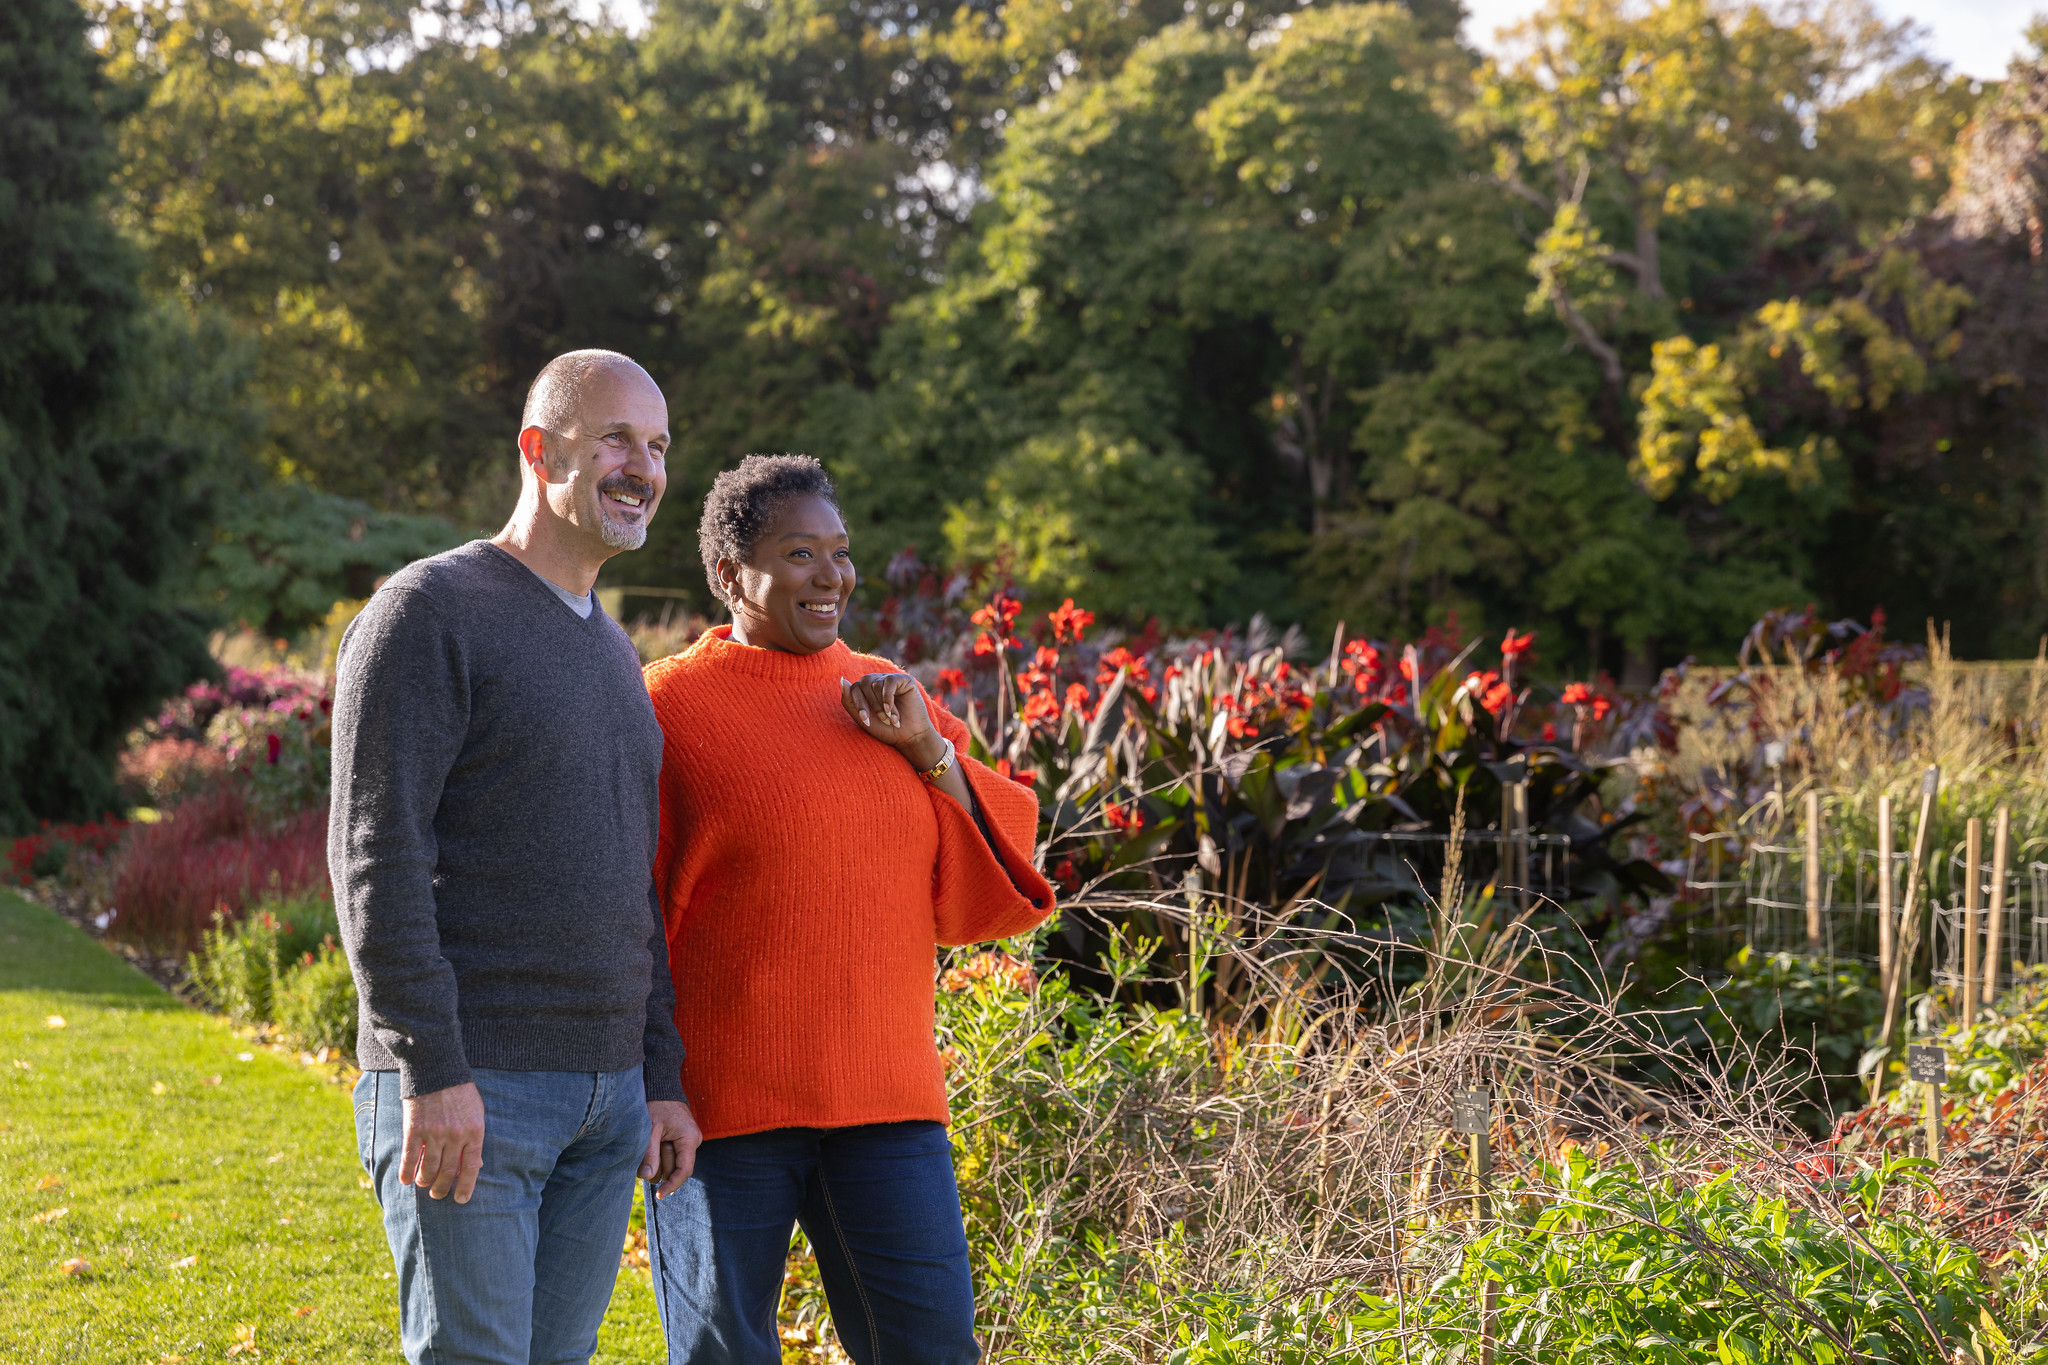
[642,454,1054,1365]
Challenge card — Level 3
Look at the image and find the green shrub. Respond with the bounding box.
[185,891,338,1027]
[273,937,357,1054]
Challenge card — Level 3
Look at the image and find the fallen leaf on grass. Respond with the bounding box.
[30,1206,68,1224]
[14,1059,32,1070]
[150,1356,186,1364]
[236,1053,254,1062]
[277,1216,291,1224]
[35,1173,62,1190]
[358,1177,372,1190]
[201,1076,222,1086]
[292,1306,314,1318]
[151,1081,167,1096]
[170,1254,198,1268]
[58,1258,89,1275]
[45,1015,65,1029]
[266,1151,285,1164]
[226,1322,259,1357]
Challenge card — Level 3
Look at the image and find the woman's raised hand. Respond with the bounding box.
[840,673,943,762]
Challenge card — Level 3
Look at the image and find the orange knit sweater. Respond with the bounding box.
[644,626,1055,1140]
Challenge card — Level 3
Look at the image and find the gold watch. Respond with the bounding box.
[917,737,957,784]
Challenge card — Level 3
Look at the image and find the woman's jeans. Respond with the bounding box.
[354,1067,650,1365]
[646,1120,979,1365]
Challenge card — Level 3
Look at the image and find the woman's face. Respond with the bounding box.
[720,494,856,655]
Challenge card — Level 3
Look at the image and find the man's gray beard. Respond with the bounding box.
[598,511,648,550]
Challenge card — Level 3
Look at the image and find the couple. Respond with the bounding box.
[328,350,1054,1365]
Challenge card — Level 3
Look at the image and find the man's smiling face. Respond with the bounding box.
[541,365,670,551]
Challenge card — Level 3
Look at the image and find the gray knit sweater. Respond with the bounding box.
[328,541,686,1101]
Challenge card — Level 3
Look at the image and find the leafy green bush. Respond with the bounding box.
[1152,1154,2006,1365]
[186,892,339,1030]
[932,935,2043,1362]
[273,937,357,1054]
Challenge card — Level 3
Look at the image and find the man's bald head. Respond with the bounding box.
[522,349,657,437]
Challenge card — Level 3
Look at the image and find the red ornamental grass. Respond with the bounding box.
[108,786,328,950]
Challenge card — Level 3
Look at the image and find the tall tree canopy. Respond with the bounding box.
[77,0,2048,685]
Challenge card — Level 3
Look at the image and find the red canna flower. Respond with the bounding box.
[1560,682,1593,706]
[1064,682,1094,717]
[1591,695,1613,721]
[1020,690,1060,727]
[1053,857,1080,892]
[1102,800,1145,833]
[1542,722,1557,743]
[266,733,283,765]
[935,668,968,697]
[1047,598,1095,644]
[993,758,1038,787]
[972,633,1000,658]
[1499,630,1535,661]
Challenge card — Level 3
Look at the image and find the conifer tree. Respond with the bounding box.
[0,0,221,829]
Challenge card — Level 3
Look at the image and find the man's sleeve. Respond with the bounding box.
[328,588,473,1099]
[642,883,687,1104]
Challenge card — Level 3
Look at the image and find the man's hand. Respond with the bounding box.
[401,1081,486,1204]
[643,1100,702,1198]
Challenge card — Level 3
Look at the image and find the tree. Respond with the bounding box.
[0,0,232,828]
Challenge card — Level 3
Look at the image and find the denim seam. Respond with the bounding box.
[387,1074,444,1365]
[576,1071,606,1139]
[814,1169,882,1363]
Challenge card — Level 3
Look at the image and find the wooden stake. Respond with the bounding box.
[1963,817,1983,1024]
[1909,1046,1947,1165]
[1472,1126,1495,1365]
[1986,807,2011,1008]
[1804,789,1823,954]
[1878,795,1895,978]
[1875,766,1941,1102]
[1512,779,1530,915]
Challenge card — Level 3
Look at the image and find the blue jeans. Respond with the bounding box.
[354,1067,651,1365]
[646,1120,978,1365]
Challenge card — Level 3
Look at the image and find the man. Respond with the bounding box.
[330,349,701,1365]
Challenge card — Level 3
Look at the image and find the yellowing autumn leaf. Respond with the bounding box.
[151,1081,167,1095]
[35,1174,62,1191]
[31,1206,69,1224]
[226,1322,259,1358]
[170,1254,198,1268]
[45,1015,65,1029]
[58,1258,89,1275]
[292,1306,314,1318]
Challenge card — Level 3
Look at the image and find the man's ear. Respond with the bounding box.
[517,427,551,481]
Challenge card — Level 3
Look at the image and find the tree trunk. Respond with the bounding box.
[1621,637,1659,691]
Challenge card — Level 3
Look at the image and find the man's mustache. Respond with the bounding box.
[599,475,656,501]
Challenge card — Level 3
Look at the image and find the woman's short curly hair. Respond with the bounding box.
[698,454,840,604]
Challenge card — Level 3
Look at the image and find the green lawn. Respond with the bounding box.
[0,890,665,1364]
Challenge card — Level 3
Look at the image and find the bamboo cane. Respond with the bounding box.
[1874,766,1940,1102]
[1878,795,1895,978]
[1986,807,2010,1007]
[1804,789,1822,954]
[1963,817,1983,1024]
